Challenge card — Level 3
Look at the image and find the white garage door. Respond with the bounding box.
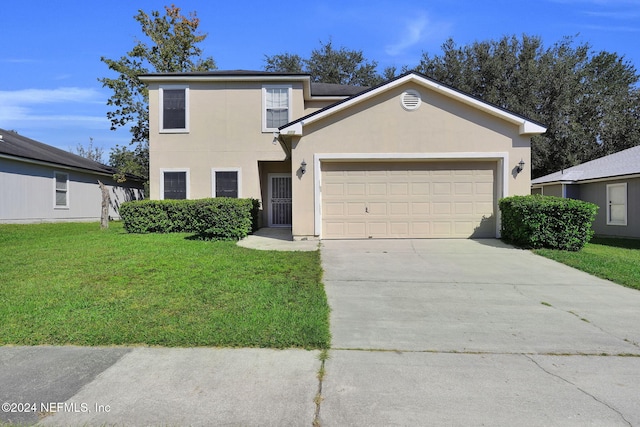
[321,161,496,239]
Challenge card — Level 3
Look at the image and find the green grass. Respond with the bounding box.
[0,222,330,349]
[534,237,640,290]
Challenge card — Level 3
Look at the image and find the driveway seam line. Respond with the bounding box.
[523,354,633,426]
[312,350,329,427]
[329,348,640,357]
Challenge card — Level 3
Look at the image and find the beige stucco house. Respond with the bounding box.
[140,71,546,239]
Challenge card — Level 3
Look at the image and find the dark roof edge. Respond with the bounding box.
[138,70,311,78]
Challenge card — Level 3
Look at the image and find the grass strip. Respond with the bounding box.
[534,237,640,290]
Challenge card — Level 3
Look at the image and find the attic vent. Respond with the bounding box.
[401,90,421,111]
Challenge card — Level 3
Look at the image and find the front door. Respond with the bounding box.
[269,174,292,227]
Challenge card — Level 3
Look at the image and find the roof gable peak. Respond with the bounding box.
[279,71,547,137]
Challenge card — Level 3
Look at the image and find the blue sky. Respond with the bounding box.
[2,0,639,162]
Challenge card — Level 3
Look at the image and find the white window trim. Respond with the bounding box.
[262,85,292,133]
[53,171,69,209]
[211,168,242,198]
[159,85,189,133]
[160,168,190,200]
[606,182,627,226]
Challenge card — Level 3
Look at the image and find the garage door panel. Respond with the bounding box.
[324,202,344,216]
[347,222,367,237]
[390,183,409,195]
[476,182,494,194]
[432,222,452,236]
[347,183,366,195]
[324,183,344,196]
[454,202,474,214]
[369,202,387,215]
[412,222,430,235]
[390,222,409,235]
[412,202,430,214]
[347,202,366,215]
[369,183,387,195]
[321,161,496,239]
[369,222,388,236]
[433,202,452,214]
[390,202,409,215]
[454,182,473,194]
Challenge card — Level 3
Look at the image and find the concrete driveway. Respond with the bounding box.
[319,239,640,426]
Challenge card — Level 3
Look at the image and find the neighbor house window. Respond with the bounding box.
[212,168,241,198]
[263,85,291,131]
[54,171,69,208]
[607,183,627,226]
[160,86,189,132]
[162,170,188,200]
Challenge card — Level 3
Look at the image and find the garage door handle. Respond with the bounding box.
[365,207,369,213]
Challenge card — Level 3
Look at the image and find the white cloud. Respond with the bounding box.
[0,87,101,106]
[0,87,106,126]
[384,12,450,57]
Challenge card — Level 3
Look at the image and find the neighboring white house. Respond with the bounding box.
[532,145,640,238]
[0,129,145,223]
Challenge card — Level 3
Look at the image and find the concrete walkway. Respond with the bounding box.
[2,238,640,426]
[237,227,319,251]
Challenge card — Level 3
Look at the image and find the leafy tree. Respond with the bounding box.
[415,35,640,177]
[109,144,149,183]
[264,53,304,73]
[265,40,383,86]
[71,138,105,163]
[99,5,216,181]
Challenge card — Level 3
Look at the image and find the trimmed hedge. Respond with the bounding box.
[119,198,260,240]
[499,195,598,251]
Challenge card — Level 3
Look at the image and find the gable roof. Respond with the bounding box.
[0,128,119,176]
[279,71,547,137]
[532,145,640,185]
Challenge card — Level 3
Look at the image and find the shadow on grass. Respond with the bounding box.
[590,237,640,250]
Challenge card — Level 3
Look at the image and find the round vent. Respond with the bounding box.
[401,90,422,111]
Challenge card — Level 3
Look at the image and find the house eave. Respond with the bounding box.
[533,173,640,187]
[139,74,354,103]
[0,152,144,181]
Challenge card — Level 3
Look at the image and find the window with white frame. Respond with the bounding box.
[262,85,291,131]
[162,170,188,200]
[160,86,189,132]
[54,171,69,208]
[212,169,241,198]
[607,183,627,226]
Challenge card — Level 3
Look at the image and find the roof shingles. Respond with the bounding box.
[532,145,640,184]
[0,128,115,175]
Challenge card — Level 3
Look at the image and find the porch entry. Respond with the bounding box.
[268,174,292,227]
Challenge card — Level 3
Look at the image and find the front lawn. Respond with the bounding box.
[534,237,640,290]
[0,222,330,348]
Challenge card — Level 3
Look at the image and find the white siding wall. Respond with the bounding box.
[0,158,144,223]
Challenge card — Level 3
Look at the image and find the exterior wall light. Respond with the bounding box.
[300,159,307,175]
[516,159,525,173]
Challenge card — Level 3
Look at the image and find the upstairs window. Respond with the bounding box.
[263,85,291,132]
[160,86,189,132]
[54,171,69,208]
